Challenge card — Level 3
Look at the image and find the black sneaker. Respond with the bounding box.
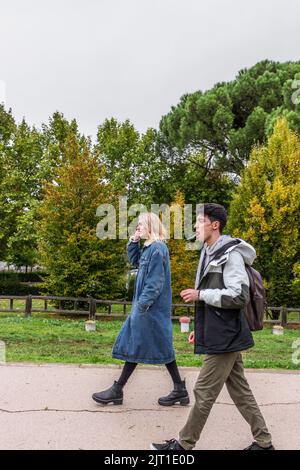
[243,442,275,450]
[150,439,185,450]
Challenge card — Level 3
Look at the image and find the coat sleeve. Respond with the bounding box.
[199,251,250,309]
[137,249,165,312]
[127,239,141,267]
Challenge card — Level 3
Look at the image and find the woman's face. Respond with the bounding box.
[136,220,149,239]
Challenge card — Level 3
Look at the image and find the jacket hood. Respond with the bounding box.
[204,235,256,266]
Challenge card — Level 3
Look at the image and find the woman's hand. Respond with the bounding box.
[188,331,195,344]
[132,228,141,241]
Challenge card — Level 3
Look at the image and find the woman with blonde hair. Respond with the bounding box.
[92,212,189,406]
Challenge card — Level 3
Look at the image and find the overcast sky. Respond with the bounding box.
[0,0,299,139]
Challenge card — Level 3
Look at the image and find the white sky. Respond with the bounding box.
[0,0,299,138]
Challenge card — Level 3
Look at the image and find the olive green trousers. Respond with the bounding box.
[179,352,272,450]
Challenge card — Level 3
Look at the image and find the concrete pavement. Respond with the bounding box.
[0,362,299,450]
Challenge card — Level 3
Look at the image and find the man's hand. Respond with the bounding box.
[180,289,200,303]
[188,331,195,344]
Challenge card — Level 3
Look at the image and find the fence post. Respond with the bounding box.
[89,298,96,320]
[281,305,287,327]
[25,295,32,317]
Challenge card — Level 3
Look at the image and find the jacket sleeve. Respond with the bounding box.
[200,251,250,309]
[127,239,141,267]
[137,249,165,312]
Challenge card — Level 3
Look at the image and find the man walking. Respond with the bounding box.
[151,203,274,451]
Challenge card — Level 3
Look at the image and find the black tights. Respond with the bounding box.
[117,360,182,388]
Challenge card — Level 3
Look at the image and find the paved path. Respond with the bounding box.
[0,363,299,450]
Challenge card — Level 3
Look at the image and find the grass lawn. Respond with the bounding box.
[0,312,299,369]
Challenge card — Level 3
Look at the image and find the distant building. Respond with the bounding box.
[0,261,43,272]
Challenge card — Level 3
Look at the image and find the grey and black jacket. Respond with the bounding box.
[194,235,255,354]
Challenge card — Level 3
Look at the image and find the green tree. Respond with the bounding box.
[0,105,16,149]
[0,110,90,269]
[40,111,89,182]
[0,106,16,259]
[227,119,300,306]
[37,132,126,299]
[0,118,44,266]
[95,118,171,205]
[160,60,300,176]
[95,118,234,208]
[168,152,234,207]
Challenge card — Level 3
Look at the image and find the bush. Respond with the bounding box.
[0,272,46,282]
[0,281,44,296]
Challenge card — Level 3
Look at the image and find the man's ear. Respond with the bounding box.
[212,220,220,231]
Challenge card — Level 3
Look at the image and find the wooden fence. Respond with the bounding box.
[0,295,300,326]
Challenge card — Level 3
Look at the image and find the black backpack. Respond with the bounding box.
[244,264,267,331]
[208,239,267,331]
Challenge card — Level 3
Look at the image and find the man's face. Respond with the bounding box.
[194,215,219,242]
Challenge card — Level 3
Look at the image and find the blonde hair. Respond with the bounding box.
[138,212,166,242]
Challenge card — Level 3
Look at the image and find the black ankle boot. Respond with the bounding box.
[92,381,123,405]
[158,379,190,406]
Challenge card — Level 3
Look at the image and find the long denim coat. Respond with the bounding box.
[112,239,175,364]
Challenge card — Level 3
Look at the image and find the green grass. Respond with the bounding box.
[0,313,300,369]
